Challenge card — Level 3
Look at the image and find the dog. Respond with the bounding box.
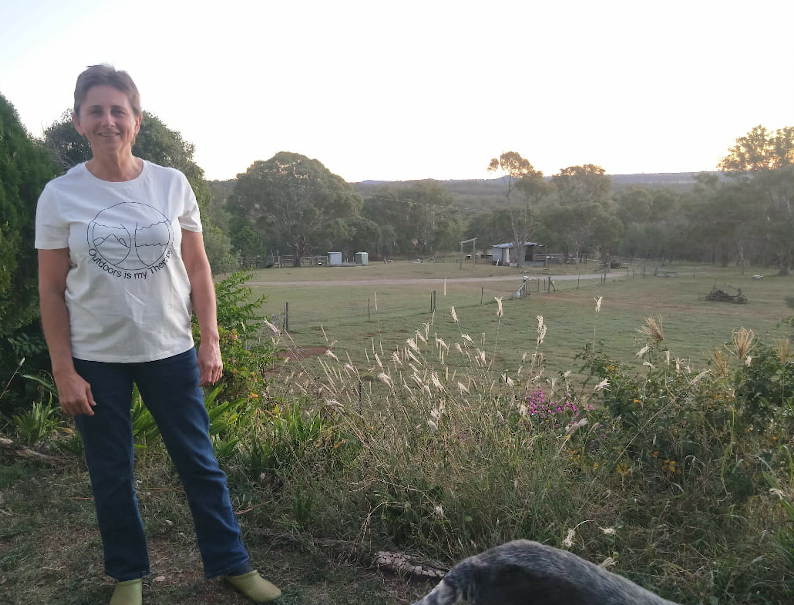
[411,540,681,605]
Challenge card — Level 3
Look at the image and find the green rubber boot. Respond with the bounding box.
[223,570,281,603]
[109,578,142,605]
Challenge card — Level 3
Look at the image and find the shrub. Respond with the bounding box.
[199,271,276,402]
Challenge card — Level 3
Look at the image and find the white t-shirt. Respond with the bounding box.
[35,160,202,363]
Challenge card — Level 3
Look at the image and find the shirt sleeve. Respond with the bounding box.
[178,172,203,233]
[35,183,69,249]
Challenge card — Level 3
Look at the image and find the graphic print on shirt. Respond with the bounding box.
[87,201,173,280]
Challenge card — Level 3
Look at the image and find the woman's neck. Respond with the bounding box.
[86,154,143,182]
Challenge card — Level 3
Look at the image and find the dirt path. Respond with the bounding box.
[246,273,619,287]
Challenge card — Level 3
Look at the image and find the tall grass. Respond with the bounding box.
[218,301,794,603]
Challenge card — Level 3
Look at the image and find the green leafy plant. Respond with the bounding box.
[734,343,794,431]
[202,271,276,402]
[211,434,239,466]
[213,271,266,333]
[12,396,63,446]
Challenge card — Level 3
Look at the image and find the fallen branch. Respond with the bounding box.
[245,528,448,580]
[374,551,446,579]
[0,436,61,465]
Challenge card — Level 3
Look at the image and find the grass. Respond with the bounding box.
[0,457,427,605]
[252,262,792,384]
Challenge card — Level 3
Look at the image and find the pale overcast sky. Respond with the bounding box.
[1,0,792,183]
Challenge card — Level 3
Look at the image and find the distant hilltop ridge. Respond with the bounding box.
[209,172,725,198]
[356,171,723,190]
[354,171,725,195]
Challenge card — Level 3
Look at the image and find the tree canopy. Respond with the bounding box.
[719,125,794,173]
[0,94,58,339]
[486,151,548,265]
[228,152,362,265]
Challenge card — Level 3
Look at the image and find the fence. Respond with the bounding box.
[264,277,561,334]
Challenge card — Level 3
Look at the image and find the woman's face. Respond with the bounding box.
[74,85,141,158]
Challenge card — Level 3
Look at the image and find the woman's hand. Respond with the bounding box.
[54,370,96,416]
[182,230,223,386]
[39,249,95,415]
[197,339,223,386]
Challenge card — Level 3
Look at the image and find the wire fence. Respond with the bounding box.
[254,256,687,334]
[261,277,559,333]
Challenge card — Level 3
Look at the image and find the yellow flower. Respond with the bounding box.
[250,393,259,399]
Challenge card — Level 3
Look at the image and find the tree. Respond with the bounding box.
[684,173,755,268]
[487,152,548,266]
[316,215,380,259]
[751,166,794,274]
[719,125,794,173]
[614,187,680,260]
[361,182,461,258]
[464,209,513,250]
[718,125,794,274]
[550,165,613,264]
[361,188,404,258]
[407,181,463,256]
[228,218,269,265]
[0,94,58,340]
[553,164,611,206]
[228,152,362,266]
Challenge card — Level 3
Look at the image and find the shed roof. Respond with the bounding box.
[491,242,543,249]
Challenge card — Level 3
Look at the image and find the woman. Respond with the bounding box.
[35,65,280,605]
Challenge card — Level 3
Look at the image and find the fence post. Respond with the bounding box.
[368,298,371,321]
[481,286,484,305]
[284,302,289,332]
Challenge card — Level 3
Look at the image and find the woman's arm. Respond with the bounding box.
[38,249,96,416]
[181,229,222,386]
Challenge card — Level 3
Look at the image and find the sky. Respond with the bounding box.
[1,0,792,183]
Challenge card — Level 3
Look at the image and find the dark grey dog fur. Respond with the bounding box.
[411,540,681,605]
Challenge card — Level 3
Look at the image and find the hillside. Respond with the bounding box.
[209,172,725,217]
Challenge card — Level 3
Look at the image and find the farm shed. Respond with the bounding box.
[491,242,544,266]
[328,252,343,266]
[354,252,369,266]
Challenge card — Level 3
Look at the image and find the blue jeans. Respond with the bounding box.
[73,348,249,581]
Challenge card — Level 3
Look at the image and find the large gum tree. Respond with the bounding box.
[719,125,794,274]
[228,152,362,266]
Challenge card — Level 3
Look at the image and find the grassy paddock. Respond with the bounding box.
[251,263,792,383]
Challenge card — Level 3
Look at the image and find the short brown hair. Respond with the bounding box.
[73,64,142,118]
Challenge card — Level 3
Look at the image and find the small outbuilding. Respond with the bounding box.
[491,242,544,266]
[328,252,343,266]
[354,252,369,266]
